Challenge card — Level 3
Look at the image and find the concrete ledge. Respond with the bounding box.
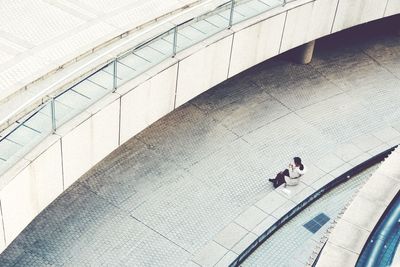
[316,147,400,266]
[316,242,359,267]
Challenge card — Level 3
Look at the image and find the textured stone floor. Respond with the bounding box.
[243,166,378,266]
[0,19,399,266]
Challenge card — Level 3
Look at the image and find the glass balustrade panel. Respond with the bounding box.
[0,102,52,175]
[54,63,113,128]
[176,1,232,53]
[116,29,175,87]
[231,0,284,25]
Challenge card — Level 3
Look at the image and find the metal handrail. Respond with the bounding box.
[229,145,398,267]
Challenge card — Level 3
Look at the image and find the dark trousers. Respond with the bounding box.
[273,169,289,188]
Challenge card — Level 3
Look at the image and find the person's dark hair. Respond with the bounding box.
[294,157,304,170]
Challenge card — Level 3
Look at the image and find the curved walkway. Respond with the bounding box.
[0,0,197,102]
[0,21,400,266]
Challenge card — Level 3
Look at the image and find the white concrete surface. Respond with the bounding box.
[91,99,120,163]
[0,168,37,247]
[215,251,238,267]
[317,242,359,267]
[332,0,388,33]
[280,0,337,53]
[213,223,248,249]
[61,114,94,189]
[28,139,64,214]
[0,138,63,247]
[120,64,178,144]
[175,35,232,107]
[327,219,370,254]
[231,232,258,255]
[317,147,400,266]
[192,241,228,267]
[341,194,388,231]
[385,0,400,17]
[234,206,269,231]
[358,173,400,205]
[61,99,120,189]
[229,13,286,77]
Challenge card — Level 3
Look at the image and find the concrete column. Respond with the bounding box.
[293,40,315,64]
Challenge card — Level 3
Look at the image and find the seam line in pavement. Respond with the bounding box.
[361,49,400,81]
[79,180,194,255]
[242,111,292,137]
[189,102,248,142]
[129,214,193,255]
[309,62,343,90]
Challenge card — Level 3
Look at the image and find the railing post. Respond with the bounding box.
[228,0,235,28]
[51,98,56,133]
[112,59,117,92]
[283,0,287,6]
[172,26,178,57]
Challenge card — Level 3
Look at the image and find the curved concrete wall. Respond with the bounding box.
[0,0,399,254]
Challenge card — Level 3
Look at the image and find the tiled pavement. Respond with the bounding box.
[243,165,379,266]
[0,22,400,266]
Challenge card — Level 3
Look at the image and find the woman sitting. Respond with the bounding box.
[268,157,306,188]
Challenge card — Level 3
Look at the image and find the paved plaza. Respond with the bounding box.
[0,21,400,266]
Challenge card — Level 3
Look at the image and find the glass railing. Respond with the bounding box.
[231,0,283,24]
[0,0,287,176]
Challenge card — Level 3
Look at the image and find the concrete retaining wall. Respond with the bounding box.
[228,12,286,78]
[0,0,399,253]
[332,0,388,33]
[385,0,400,17]
[280,0,338,53]
[175,33,233,107]
[120,62,178,144]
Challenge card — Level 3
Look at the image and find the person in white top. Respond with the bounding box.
[268,157,306,188]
